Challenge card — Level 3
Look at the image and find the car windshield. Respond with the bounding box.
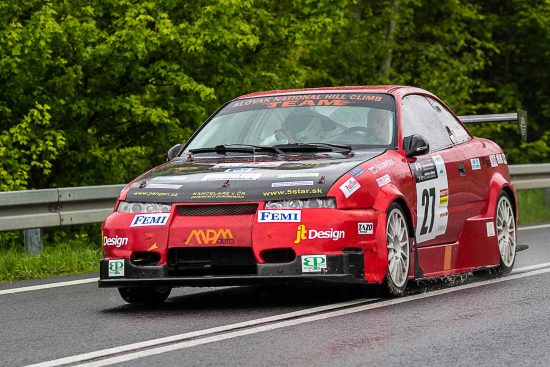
[185,93,396,152]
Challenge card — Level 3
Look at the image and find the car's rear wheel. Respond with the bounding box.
[383,202,411,296]
[494,191,517,275]
[118,286,172,305]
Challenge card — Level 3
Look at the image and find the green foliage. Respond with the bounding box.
[0,103,65,190]
[0,0,548,188]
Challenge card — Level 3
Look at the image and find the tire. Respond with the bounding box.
[118,286,172,305]
[383,202,411,296]
[493,191,517,275]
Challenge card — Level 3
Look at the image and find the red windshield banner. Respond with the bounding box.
[219,93,394,116]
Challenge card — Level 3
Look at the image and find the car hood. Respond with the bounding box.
[125,151,384,203]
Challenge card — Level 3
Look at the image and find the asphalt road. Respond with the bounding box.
[2,224,550,367]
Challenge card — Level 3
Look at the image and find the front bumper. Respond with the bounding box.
[98,251,365,288]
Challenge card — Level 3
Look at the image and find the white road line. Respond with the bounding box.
[1,223,547,296]
[24,262,550,367]
[518,223,550,231]
[23,298,379,367]
[0,278,97,296]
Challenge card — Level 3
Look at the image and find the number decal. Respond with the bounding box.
[411,155,449,244]
[420,188,436,235]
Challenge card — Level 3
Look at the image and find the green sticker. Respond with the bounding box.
[301,255,327,273]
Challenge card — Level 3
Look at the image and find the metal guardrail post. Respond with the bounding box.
[23,228,42,255]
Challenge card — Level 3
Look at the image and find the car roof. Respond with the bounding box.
[236,85,434,99]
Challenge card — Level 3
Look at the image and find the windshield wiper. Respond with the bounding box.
[309,143,353,152]
[189,144,283,155]
[273,143,353,153]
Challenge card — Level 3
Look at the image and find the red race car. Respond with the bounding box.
[99,86,523,304]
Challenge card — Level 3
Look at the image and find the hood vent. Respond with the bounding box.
[177,204,258,216]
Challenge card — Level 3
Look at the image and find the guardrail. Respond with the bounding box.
[0,185,125,253]
[1,164,550,253]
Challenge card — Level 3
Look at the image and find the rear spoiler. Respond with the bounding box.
[458,109,527,141]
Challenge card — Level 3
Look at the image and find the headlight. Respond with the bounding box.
[117,201,172,213]
[265,197,336,209]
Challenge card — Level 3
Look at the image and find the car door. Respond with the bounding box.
[430,103,491,218]
[401,94,469,246]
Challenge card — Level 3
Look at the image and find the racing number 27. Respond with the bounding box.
[420,188,435,235]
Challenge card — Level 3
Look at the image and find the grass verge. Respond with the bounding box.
[0,240,101,283]
[517,189,550,225]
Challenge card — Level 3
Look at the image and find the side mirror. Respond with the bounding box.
[403,135,429,157]
[167,144,185,161]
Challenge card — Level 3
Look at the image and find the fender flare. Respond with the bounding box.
[487,173,516,220]
[372,184,424,279]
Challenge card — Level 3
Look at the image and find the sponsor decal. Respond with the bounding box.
[145,183,182,190]
[103,235,128,248]
[370,160,395,173]
[496,154,504,164]
[150,176,188,182]
[502,154,508,164]
[201,173,262,181]
[439,188,449,206]
[489,155,498,167]
[358,222,374,235]
[185,229,234,245]
[470,158,481,170]
[265,99,351,109]
[108,260,124,277]
[212,162,282,168]
[349,166,366,178]
[294,225,345,244]
[486,222,496,237]
[262,188,323,197]
[130,213,171,227]
[133,191,178,197]
[225,168,253,172]
[339,177,361,198]
[411,158,438,183]
[271,181,314,188]
[147,243,158,251]
[258,210,301,223]
[376,174,391,187]
[220,94,391,119]
[440,210,448,217]
[301,255,327,273]
[231,94,383,110]
[191,191,246,200]
[277,173,319,178]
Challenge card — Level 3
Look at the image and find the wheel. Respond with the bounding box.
[494,191,517,275]
[383,202,411,296]
[118,287,172,305]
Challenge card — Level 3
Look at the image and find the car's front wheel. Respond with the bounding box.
[383,202,411,296]
[118,286,172,305]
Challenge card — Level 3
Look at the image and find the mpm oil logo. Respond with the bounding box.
[185,229,234,245]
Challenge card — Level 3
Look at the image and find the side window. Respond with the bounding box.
[401,95,453,151]
[426,97,471,145]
